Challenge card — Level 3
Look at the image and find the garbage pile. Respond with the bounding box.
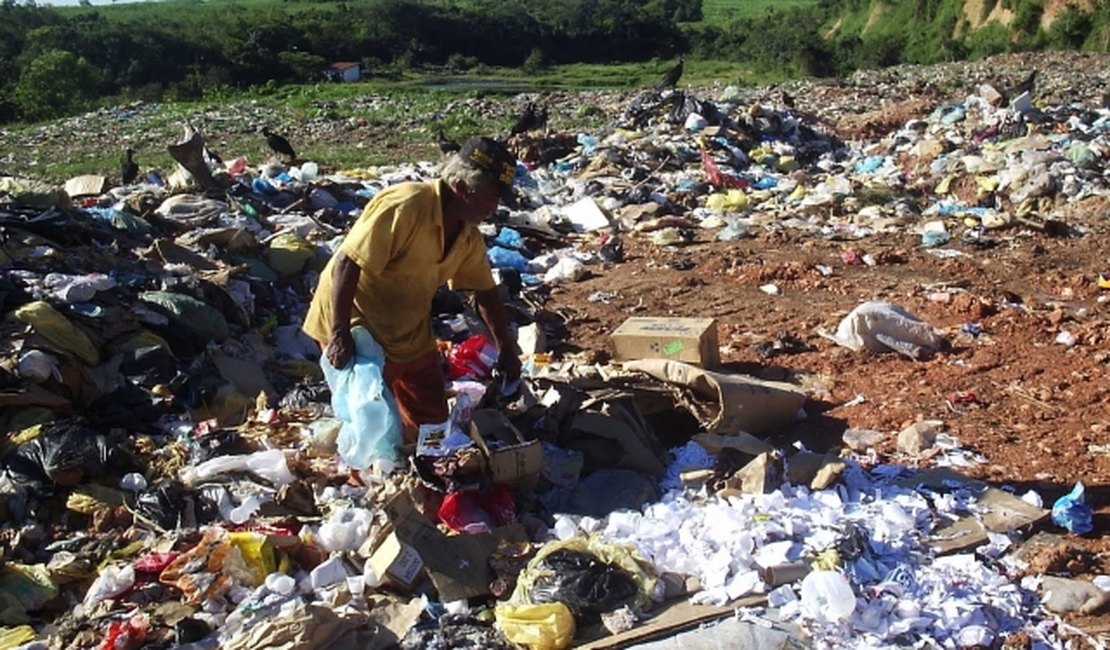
[2,63,1109,650]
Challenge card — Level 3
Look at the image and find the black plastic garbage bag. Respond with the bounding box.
[400,614,515,650]
[133,480,223,530]
[279,381,331,410]
[529,549,639,624]
[7,423,124,487]
[119,345,179,387]
[87,382,171,433]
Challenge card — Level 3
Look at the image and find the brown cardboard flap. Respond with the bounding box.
[383,493,529,602]
[576,596,765,649]
[894,468,1049,555]
[624,359,805,434]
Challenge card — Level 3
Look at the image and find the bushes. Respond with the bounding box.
[14,49,100,122]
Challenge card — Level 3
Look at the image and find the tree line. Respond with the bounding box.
[0,0,1104,124]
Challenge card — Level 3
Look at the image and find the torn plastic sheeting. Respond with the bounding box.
[820,301,946,360]
[11,300,100,366]
[624,359,805,435]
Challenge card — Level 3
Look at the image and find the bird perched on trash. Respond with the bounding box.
[436,126,461,154]
[1012,69,1037,98]
[510,102,547,135]
[120,148,139,185]
[262,127,296,161]
[656,57,684,91]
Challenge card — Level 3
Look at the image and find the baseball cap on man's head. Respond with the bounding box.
[459,136,517,203]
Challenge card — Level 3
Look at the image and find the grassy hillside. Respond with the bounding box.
[823,0,1108,65]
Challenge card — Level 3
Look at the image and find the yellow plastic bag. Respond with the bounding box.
[265,232,315,277]
[11,301,99,366]
[109,330,173,356]
[0,625,37,649]
[228,532,289,586]
[495,602,575,650]
[705,189,748,212]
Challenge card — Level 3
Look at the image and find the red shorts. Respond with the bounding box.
[384,349,448,444]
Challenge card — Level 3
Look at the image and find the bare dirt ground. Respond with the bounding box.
[513,53,1110,636]
[540,193,1110,629]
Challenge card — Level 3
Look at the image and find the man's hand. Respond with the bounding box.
[325,329,355,369]
[497,346,522,382]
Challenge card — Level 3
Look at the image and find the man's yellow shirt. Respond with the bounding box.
[303,179,495,362]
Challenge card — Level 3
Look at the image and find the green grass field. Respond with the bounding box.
[697,0,819,23]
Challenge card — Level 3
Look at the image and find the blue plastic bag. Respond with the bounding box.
[320,326,402,472]
[487,246,530,272]
[1051,482,1093,534]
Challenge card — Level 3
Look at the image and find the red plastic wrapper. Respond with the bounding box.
[438,485,517,535]
[132,553,179,574]
[446,334,499,381]
[700,148,749,190]
[100,613,149,650]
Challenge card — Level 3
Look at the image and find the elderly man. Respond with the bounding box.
[304,137,521,443]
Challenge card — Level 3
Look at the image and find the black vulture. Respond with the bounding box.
[121,148,139,185]
[1012,69,1037,98]
[656,57,684,91]
[437,126,461,154]
[510,102,538,135]
[262,127,296,160]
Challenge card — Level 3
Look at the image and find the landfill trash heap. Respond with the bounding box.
[0,70,1108,649]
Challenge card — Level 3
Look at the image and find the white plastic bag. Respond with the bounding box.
[180,449,294,487]
[83,564,135,609]
[820,301,945,360]
[320,326,402,472]
[317,507,374,553]
[800,570,856,622]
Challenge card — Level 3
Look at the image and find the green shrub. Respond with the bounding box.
[522,47,547,74]
[14,49,100,121]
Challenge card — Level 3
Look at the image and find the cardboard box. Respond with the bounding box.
[381,493,529,601]
[611,317,720,368]
[469,409,543,487]
[367,531,425,587]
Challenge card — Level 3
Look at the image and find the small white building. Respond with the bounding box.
[327,61,361,83]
